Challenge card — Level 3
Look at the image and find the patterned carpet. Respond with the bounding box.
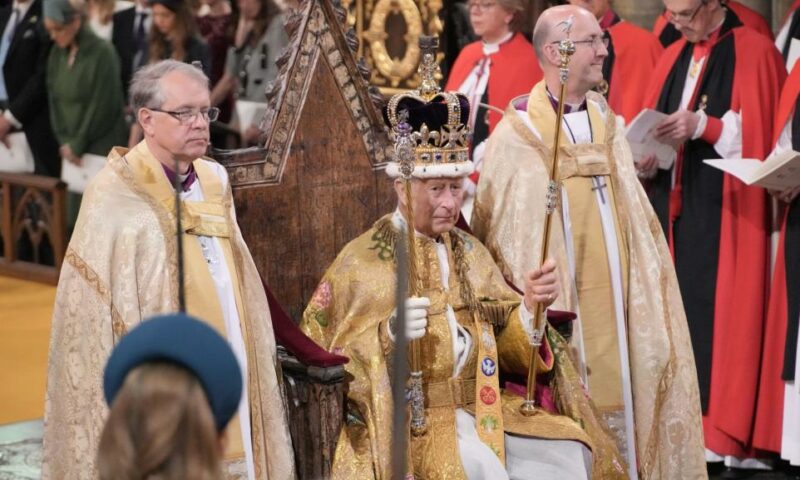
[0,420,41,480]
[0,417,797,480]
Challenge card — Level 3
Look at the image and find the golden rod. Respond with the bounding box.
[520,31,576,416]
[403,179,426,435]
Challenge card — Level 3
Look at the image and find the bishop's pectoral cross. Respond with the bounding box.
[591,176,608,204]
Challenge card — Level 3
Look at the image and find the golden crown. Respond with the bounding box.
[384,36,473,179]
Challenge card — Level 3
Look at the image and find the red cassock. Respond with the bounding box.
[445,32,542,133]
[653,0,774,47]
[605,19,663,123]
[644,12,786,456]
[755,64,800,454]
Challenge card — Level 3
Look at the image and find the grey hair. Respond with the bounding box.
[129,60,209,113]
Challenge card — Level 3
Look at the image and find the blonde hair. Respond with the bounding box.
[97,362,224,480]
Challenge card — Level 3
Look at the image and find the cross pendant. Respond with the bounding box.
[591,176,608,204]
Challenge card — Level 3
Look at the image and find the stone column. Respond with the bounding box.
[774,0,795,29]
[612,0,663,30]
[736,0,772,29]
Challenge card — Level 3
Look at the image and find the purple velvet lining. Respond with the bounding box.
[383,94,471,130]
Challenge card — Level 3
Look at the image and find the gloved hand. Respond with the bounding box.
[389,297,430,341]
[404,296,430,340]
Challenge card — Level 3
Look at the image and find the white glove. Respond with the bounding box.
[404,296,430,340]
[388,296,430,341]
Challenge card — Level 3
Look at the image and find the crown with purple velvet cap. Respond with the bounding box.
[383,36,474,179]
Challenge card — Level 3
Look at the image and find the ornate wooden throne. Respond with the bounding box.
[212,0,395,477]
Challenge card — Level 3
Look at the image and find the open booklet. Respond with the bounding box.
[703,150,800,190]
[61,154,107,193]
[0,132,35,173]
[235,100,268,137]
[626,109,677,170]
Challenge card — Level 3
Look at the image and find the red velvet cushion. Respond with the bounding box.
[261,277,349,368]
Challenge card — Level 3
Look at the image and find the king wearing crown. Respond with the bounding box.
[299,37,626,479]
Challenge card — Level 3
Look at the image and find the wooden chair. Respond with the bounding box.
[210,0,395,476]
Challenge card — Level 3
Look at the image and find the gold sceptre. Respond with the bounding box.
[520,20,576,416]
[397,123,426,436]
[394,35,442,437]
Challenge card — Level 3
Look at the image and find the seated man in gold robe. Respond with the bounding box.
[42,60,294,480]
[300,54,625,480]
[472,5,706,478]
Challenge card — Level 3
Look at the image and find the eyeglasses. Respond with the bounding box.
[149,107,220,125]
[551,35,609,52]
[467,1,497,12]
[663,1,706,26]
[573,35,609,51]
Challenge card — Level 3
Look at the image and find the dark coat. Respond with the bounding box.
[1,0,60,176]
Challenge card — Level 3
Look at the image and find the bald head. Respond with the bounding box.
[532,4,607,101]
[532,5,597,60]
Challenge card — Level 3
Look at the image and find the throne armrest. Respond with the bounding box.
[259,276,349,479]
[279,346,349,479]
[547,309,577,341]
[261,275,349,368]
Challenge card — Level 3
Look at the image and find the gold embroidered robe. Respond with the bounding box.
[472,81,707,479]
[300,214,626,479]
[42,141,296,480]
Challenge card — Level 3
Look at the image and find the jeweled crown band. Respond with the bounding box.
[383,35,474,179]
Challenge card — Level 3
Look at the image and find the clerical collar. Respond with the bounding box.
[482,31,514,56]
[691,16,725,60]
[546,88,587,114]
[598,10,619,31]
[162,162,197,192]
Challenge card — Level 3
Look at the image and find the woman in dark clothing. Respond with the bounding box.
[149,0,210,74]
[197,0,234,123]
[129,0,211,146]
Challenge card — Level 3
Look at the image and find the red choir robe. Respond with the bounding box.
[756,64,800,454]
[778,0,800,62]
[445,32,542,186]
[643,8,786,457]
[445,32,542,134]
[602,12,664,123]
[653,0,774,48]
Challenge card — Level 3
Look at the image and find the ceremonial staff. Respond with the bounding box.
[520,19,576,416]
[389,35,444,437]
[393,114,427,436]
[390,234,411,479]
